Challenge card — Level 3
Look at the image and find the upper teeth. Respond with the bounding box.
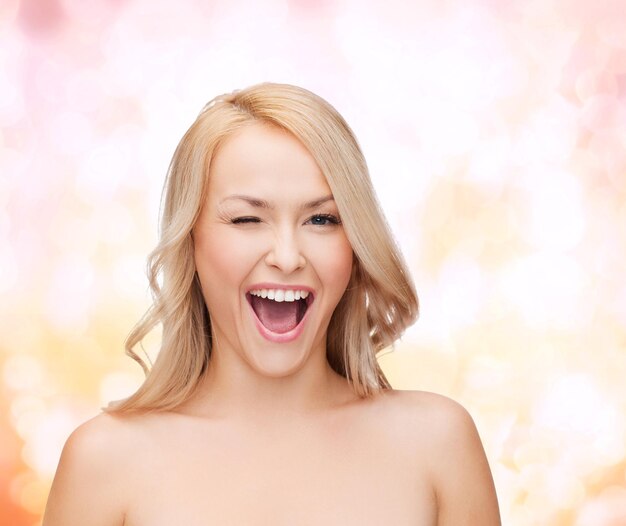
[249,289,310,302]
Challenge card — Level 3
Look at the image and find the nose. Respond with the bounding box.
[264,228,306,274]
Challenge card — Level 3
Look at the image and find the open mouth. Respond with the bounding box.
[246,288,314,334]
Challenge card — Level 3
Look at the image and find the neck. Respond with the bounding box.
[177,344,358,423]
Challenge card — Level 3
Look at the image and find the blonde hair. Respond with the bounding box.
[106,82,418,413]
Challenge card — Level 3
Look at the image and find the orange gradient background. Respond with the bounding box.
[1,0,626,524]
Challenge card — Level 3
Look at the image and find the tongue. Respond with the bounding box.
[250,296,302,334]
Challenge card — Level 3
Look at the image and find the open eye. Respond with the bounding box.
[306,214,341,226]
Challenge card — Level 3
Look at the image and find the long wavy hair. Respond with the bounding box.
[106,82,418,413]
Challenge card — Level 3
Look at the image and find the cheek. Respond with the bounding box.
[193,229,256,302]
[311,234,353,297]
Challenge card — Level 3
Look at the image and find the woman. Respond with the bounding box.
[43,83,501,525]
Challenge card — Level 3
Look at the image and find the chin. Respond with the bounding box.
[243,343,312,378]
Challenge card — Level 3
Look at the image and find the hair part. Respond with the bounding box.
[105,82,418,413]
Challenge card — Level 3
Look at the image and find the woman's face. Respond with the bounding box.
[192,122,353,378]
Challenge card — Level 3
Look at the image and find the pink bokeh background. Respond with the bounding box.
[2,0,626,524]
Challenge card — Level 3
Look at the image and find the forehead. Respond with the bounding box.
[207,122,332,201]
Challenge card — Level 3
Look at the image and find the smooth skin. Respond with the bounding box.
[43,123,501,525]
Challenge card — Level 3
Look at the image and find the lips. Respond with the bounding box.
[246,286,314,341]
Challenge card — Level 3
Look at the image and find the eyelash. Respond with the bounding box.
[230,214,341,226]
[306,214,341,226]
[230,216,260,224]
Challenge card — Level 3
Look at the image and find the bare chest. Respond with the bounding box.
[123,415,436,526]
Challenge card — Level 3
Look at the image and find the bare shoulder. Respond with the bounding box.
[367,389,481,463]
[382,390,501,526]
[381,388,470,419]
[68,411,141,452]
[389,390,489,467]
[376,389,475,437]
[42,412,146,526]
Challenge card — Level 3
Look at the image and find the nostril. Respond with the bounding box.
[264,244,306,271]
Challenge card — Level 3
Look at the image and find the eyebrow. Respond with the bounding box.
[220,194,335,211]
